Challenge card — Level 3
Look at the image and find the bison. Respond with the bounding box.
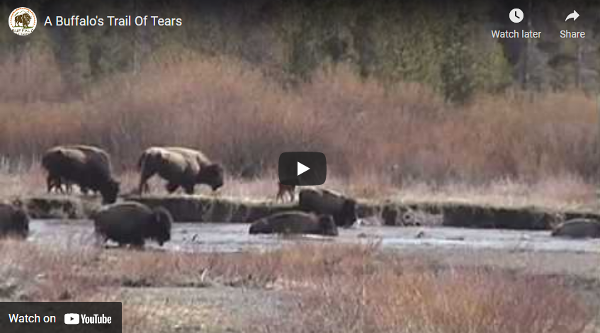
[249,211,338,236]
[298,188,358,227]
[14,13,31,28]
[275,182,296,203]
[551,219,600,239]
[42,145,119,204]
[0,203,29,238]
[93,201,172,247]
[137,147,224,195]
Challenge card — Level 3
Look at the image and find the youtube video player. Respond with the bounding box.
[0,0,599,332]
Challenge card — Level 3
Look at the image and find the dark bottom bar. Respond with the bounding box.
[0,302,121,333]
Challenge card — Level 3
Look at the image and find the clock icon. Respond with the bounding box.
[509,8,524,23]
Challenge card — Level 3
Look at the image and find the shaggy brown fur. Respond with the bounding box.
[249,211,338,236]
[0,203,29,238]
[298,188,358,227]
[137,146,224,195]
[42,145,119,204]
[275,182,296,202]
[551,218,600,238]
[93,201,172,247]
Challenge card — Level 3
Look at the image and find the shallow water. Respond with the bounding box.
[28,220,600,254]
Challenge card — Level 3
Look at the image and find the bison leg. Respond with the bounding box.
[183,184,195,195]
[138,172,154,194]
[65,182,74,194]
[130,238,145,249]
[46,175,55,193]
[166,182,180,194]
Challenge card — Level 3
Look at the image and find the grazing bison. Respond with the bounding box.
[275,182,296,202]
[42,145,119,204]
[298,188,358,227]
[137,147,224,195]
[249,211,338,236]
[93,201,172,247]
[0,203,29,238]
[551,219,600,239]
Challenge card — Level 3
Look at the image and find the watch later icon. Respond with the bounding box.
[509,8,524,23]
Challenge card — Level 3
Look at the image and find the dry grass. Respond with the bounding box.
[1,164,596,212]
[0,240,594,333]
[0,53,597,186]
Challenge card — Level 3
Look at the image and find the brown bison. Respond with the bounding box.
[42,145,119,204]
[0,203,29,238]
[275,182,296,202]
[298,188,358,227]
[14,13,32,28]
[93,201,172,247]
[551,219,600,239]
[249,211,338,236]
[137,147,224,195]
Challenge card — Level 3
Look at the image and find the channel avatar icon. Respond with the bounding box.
[8,7,37,36]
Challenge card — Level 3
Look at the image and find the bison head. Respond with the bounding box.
[100,180,120,204]
[318,215,338,236]
[197,163,224,191]
[149,207,172,246]
[339,199,358,227]
[248,219,270,234]
[9,207,29,238]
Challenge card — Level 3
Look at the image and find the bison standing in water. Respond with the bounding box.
[551,219,600,239]
[93,201,172,247]
[137,147,224,195]
[0,203,29,238]
[299,188,358,227]
[42,145,120,204]
[249,211,338,236]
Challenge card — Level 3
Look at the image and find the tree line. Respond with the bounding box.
[1,0,599,104]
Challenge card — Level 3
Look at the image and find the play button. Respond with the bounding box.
[278,152,327,186]
[297,162,309,176]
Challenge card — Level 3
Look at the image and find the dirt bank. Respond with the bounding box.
[14,194,600,230]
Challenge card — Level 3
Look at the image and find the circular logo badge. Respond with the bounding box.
[8,7,37,36]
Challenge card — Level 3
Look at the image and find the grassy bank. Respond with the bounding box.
[2,166,597,229]
[0,240,594,333]
[1,165,597,210]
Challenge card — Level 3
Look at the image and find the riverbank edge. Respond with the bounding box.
[11,194,600,230]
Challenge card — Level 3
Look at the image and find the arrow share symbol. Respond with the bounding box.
[297,162,310,176]
[565,10,579,21]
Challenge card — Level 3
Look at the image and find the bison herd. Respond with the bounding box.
[1,144,599,247]
[0,144,362,247]
[42,145,225,203]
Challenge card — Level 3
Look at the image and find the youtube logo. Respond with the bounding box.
[64,313,79,325]
[278,152,327,186]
